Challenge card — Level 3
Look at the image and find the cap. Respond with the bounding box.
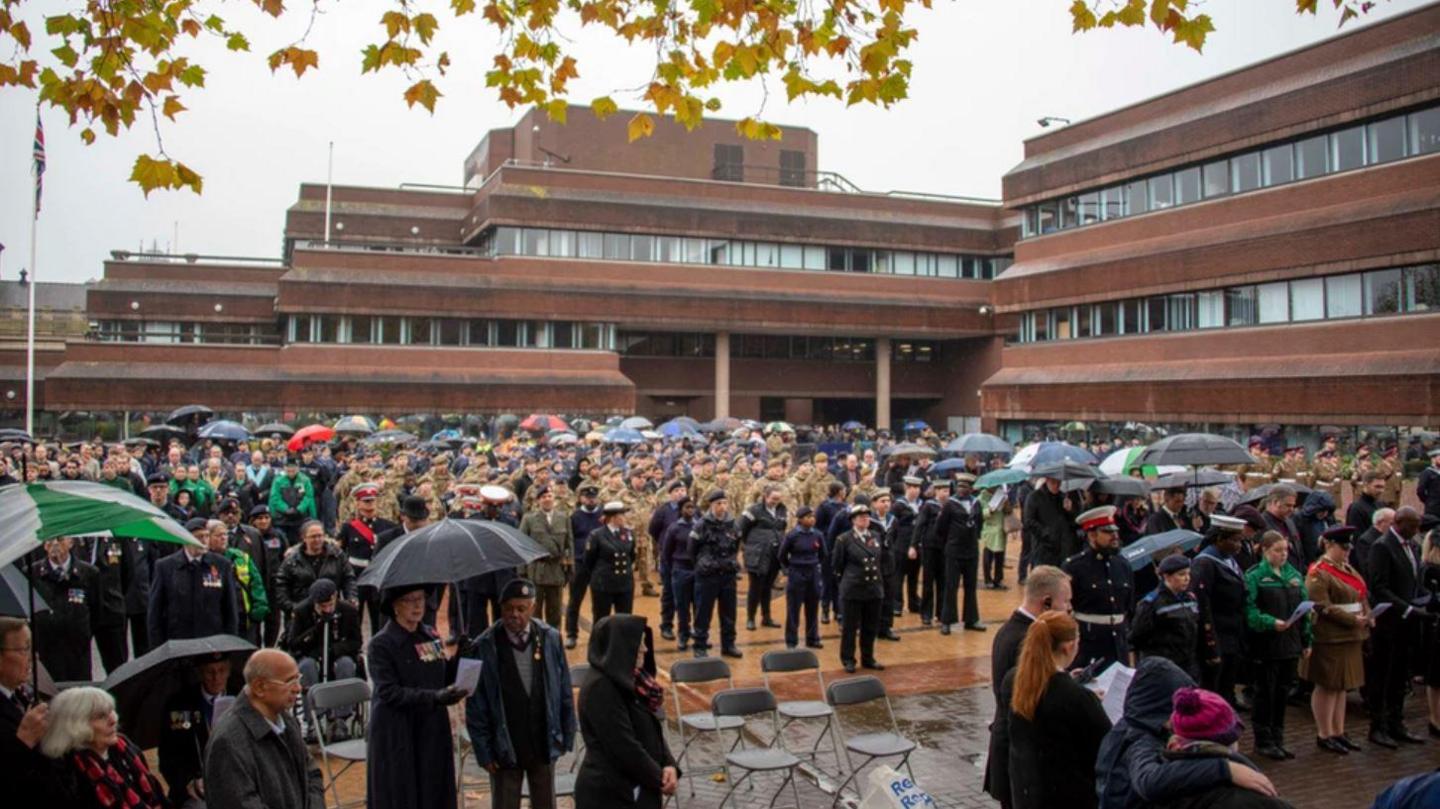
[1210,513,1248,533]
[796,505,814,519]
[767,457,785,469]
[354,483,380,499]
[184,517,210,533]
[308,578,338,602]
[146,472,170,486]
[533,485,551,498]
[1158,554,1191,575]
[218,497,240,513]
[1429,448,1440,458]
[1076,505,1118,531]
[704,489,727,505]
[603,500,629,515]
[1170,687,1243,746]
[903,475,924,486]
[500,578,537,603]
[248,505,270,519]
[400,495,430,521]
[667,480,688,493]
[577,483,600,497]
[954,473,976,485]
[1230,505,1267,531]
[1320,525,1356,545]
[480,484,514,504]
[849,503,871,517]
[1247,438,1264,449]
[870,489,892,503]
[930,478,952,490]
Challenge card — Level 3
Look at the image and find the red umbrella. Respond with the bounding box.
[520,414,568,432]
[287,424,335,452]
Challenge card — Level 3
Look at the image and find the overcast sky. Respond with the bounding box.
[0,0,1428,285]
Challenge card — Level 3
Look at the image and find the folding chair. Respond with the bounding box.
[669,658,745,800]
[307,678,370,809]
[760,649,844,772]
[711,687,803,808]
[824,676,917,807]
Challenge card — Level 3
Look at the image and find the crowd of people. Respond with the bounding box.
[2,417,1439,809]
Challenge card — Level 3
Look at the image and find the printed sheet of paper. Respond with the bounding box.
[1098,664,1135,724]
[454,657,483,694]
[1286,600,1315,626]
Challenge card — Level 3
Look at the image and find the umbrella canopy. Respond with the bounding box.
[0,428,35,444]
[640,429,663,441]
[1120,529,1205,571]
[944,433,1014,456]
[1152,469,1235,490]
[521,414,569,432]
[0,482,200,569]
[698,417,742,433]
[1010,442,1099,472]
[929,458,971,475]
[1098,447,1185,479]
[605,429,645,445]
[195,419,250,442]
[1031,459,1101,482]
[287,424,335,452]
[840,420,865,431]
[658,420,700,439]
[903,420,931,432]
[362,429,419,448]
[254,422,295,437]
[0,564,49,617]
[550,433,579,446]
[619,416,654,431]
[1136,433,1256,468]
[333,415,377,435]
[883,442,937,458]
[123,437,159,448]
[1238,482,1313,508]
[568,418,595,434]
[104,635,255,749]
[1091,475,1150,498]
[357,519,549,592]
[764,421,794,435]
[975,468,1029,489]
[494,414,521,430]
[140,424,187,443]
[164,404,214,427]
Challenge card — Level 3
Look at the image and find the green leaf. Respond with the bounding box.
[226,33,250,51]
[591,95,618,119]
[51,44,79,68]
[130,154,177,196]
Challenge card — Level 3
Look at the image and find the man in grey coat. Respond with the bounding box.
[205,649,324,809]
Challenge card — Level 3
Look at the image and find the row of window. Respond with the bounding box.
[616,331,940,362]
[482,226,1013,280]
[1021,104,1440,238]
[286,316,618,350]
[1015,264,1440,343]
[94,321,280,345]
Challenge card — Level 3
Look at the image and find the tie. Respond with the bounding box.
[202,696,214,726]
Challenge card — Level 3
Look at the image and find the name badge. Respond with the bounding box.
[265,538,282,549]
[67,588,87,605]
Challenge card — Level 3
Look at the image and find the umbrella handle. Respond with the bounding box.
[28,573,37,694]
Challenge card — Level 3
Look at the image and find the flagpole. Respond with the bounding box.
[25,171,37,437]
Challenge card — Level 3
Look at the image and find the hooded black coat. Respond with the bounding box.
[575,615,678,809]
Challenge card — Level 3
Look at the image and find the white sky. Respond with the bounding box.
[0,0,1430,284]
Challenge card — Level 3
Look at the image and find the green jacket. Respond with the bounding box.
[1244,560,1312,654]
[268,471,317,522]
[224,546,270,622]
[171,478,215,514]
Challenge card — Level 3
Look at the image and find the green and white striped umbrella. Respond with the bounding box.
[0,481,200,568]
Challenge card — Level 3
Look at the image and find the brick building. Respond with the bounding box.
[3,3,1438,437]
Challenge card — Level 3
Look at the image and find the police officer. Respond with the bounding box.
[73,533,132,674]
[582,501,636,623]
[29,537,101,680]
[778,506,824,650]
[938,474,984,634]
[1128,554,1202,679]
[564,484,604,649]
[688,489,743,659]
[914,479,951,628]
[832,503,884,674]
[337,483,399,636]
[1062,505,1135,669]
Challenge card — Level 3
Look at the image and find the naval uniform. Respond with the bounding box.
[832,527,884,667]
[1062,547,1134,669]
[582,524,636,622]
[778,525,824,648]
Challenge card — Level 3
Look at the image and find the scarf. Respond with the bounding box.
[1311,558,1367,601]
[69,736,165,809]
[633,667,664,714]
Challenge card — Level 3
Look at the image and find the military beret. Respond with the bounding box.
[308,578,338,602]
[184,517,210,533]
[284,456,300,466]
[217,497,241,513]
[248,505,270,519]
[533,485,551,498]
[796,505,814,519]
[767,457,785,469]
[500,577,537,603]
[704,489,727,504]
[667,480,688,492]
[1157,554,1191,575]
[852,492,872,507]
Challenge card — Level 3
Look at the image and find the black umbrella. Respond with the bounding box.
[141,424,187,443]
[1031,459,1100,482]
[0,565,49,617]
[1238,482,1313,508]
[255,422,295,437]
[944,433,1014,456]
[1090,475,1149,498]
[1135,433,1257,468]
[1152,469,1235,490]
[0,428,35,444]
[357,519,549,592]
[103,635,256,749]
[164,404,215,427]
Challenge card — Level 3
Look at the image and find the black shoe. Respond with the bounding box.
[862,661,885,671]
[891,608,902,617]
[761,619,781,629]
[1256,744,1287,761]
[1368,729,1399,749]
[721,646,744,659]
[843,662,857,674]
[964,623,988,632]
[939,624,952,635]
[806,641,825,649]
[1235,692,1255,713]
[693,647,710,658]
[565,637,577,650]
[746,619,756,631]
[678,638,689,651]
[660,628,676,641]
[881,630,902,641]
[994,583,1010,591]
[1390,726,1426,744]
[1334,734,1362,751]
[921,617,933,627]
[1278,745,1295,759]
[1317,737,1348,755]
[1430,723,1440,739]
[821,611,831,625]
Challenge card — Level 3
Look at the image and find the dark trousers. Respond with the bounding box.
[591,589,634,625]
[490,760,556,809]
[1370,622,1419,732]
[359,592,384,640]
[919,547,945,621]
[127,613,150,658]
[94,622,128,675]
[941,554,979,627]
[819,554,840,615]
[1017,533,1033,583]
[693,574,737,652]
[263,609,282,647]
[672,568,696,642]
[38,633,91,682]
[784,568,821,647]
[1252,657,1298,747]
[880,568,900,633]
[983,548,1005,586]
[565,564,591,640]
[1203,651,1242,708]
[536,584,563,630]
[746,570,777,622]
[659,564,675,632]
[840,598,881,666]
[903,553,922,612]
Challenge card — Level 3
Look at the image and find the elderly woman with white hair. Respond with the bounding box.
[40,686,167,809]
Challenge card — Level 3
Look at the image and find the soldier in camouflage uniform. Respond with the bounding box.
[1378,445,1403,507]
[806,452,840,509]
[622,468,659,596]
[689,455,716,502]
[1312,448,1343,502]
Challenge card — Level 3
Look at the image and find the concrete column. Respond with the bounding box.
[876,336,891,430]
[714,331,731,419]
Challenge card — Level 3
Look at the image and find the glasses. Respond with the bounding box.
[265,675,303,687]
[1,644,33,654]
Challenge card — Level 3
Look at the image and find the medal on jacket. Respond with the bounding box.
[414,639,444,662]
[203,566,223,588]
[533,631,543,663]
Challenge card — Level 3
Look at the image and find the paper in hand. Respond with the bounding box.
[1285,600,1314,626]
[1370,602,1392,619]
[454,657,483,695]
[1100,665,1134,725]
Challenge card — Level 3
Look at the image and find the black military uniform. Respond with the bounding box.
[582,504,636,622]
[778,515,824,649]
[936,479,983,632]
[147,548,240,645]
[1190,518,1250,706]
[875,502,903,639]
[1063,507,1135,669]
[1128,557,1202,679]
[122,535,161,657]
[832,505,884,672]
[689,491,742,657]
[30,552,101,681]
[74,534,133,674]
[892,484,922,614]
[914,481,950,626]
[158,682,229,804]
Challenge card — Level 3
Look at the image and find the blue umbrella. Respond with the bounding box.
[1009,441,1099,471]
[659,420,699,438]
[431,428,463,442]
[195,419,250,442]
[605,428,646,445]
[944,433,1013,456]
[903,420,930,432]
[619,416,654,431]
[1120,529,1205,571]
[930,458,971,475]
[841,420,865,431]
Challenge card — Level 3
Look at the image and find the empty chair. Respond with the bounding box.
[307,677,370,809]
[760,648,844,770]
[669,657,745,799]
[712,687,803,808]
[825,676,917,807]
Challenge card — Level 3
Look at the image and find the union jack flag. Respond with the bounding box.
[33,110,45,216]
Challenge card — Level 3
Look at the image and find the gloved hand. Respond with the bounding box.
[435,685,468,706]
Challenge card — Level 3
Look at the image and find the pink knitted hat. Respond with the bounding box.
[1170,687,1242,745]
